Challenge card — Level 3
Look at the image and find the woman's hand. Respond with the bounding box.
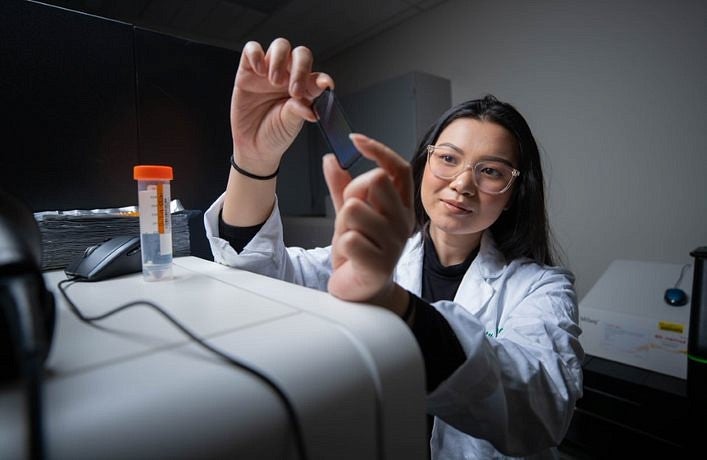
[223,38,333,227]
[231,38,334,176]
[323,134,415,310]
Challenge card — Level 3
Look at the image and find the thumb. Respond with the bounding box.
[322,153,351,214]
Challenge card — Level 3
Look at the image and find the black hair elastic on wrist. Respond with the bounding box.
[230,154,279,180]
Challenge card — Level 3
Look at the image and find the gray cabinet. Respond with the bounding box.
[342,71,452,163]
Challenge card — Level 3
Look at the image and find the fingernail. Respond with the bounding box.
[349,133,368,142]
[254,59,264,75]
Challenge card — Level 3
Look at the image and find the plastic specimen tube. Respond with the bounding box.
[133,165,174,281]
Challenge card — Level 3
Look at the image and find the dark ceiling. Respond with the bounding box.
[35,0,449,60]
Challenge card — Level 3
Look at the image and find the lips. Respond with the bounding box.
[441,199,472,213]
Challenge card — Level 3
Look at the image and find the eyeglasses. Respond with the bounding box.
[426,145,520,195]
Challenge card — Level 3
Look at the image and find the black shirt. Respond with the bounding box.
[422,234,477,304]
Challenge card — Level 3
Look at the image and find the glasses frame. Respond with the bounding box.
[426,145,520,195]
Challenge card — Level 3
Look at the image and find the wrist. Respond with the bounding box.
[232,147,281,178]
[369,282,409,318]
[230,154,279,180]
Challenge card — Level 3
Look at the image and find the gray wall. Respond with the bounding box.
[322,0,707,299]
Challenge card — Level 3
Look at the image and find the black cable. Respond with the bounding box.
[674,263,691,288]
[26,351,44,460]
[56,278,308,460]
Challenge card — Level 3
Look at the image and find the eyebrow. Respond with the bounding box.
[436,142,516,167]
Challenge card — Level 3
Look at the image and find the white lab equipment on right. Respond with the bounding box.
[579,259,692,379]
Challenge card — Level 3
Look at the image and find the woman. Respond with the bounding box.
[205,38,583,459]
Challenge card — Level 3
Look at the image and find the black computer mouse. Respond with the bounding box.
[664,287,688,307]
[64,236,142,281]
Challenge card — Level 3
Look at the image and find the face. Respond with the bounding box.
[421,118,519,250]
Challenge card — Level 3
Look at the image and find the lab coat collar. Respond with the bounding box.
[453,232,504,314]
[474,231,506,280]
[395,233,424,296]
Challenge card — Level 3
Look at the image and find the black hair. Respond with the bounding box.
[411,95,557,266]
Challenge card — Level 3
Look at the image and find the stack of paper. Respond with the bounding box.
[34,200,194,271]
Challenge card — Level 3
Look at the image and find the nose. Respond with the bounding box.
[449,169,476,196]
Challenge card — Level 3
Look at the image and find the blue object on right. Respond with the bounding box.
[664,287,688,306]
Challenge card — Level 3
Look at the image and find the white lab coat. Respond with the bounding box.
[205,194,584,459]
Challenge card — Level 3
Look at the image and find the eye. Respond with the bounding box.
[477,163,506,179]
[441,154,457,165]
[435,151,460,166]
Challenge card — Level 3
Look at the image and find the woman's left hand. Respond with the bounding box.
[323,134,414,307]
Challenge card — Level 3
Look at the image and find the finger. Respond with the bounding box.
[363,173,412,238]
[287,97,319,123]
[264,38,292,86]
[336,229,384,267]
[343,169,397,212]
[289,46,313,99]
[349,133,414,209]
[295,72,335,122]
[322,153,351,214]
[240,41,266,76]
[291,73,334,123]
[335,197,388,248]
[314,73,335,94]
[349,133,408,171]
[342,170,410,238]
[339,167,380,201]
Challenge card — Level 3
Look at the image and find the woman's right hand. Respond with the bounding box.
[323,134,415,312]
[230,38,334,177]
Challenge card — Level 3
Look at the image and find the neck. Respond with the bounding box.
[428,226,482,266]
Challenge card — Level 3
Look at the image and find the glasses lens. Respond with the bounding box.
[474,161,515,193]
[428,148,464,179]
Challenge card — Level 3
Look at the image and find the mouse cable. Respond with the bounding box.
[674,263,691,288]
[56,277,308,460]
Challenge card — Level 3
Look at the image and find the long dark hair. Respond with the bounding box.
[411,95,557,266]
